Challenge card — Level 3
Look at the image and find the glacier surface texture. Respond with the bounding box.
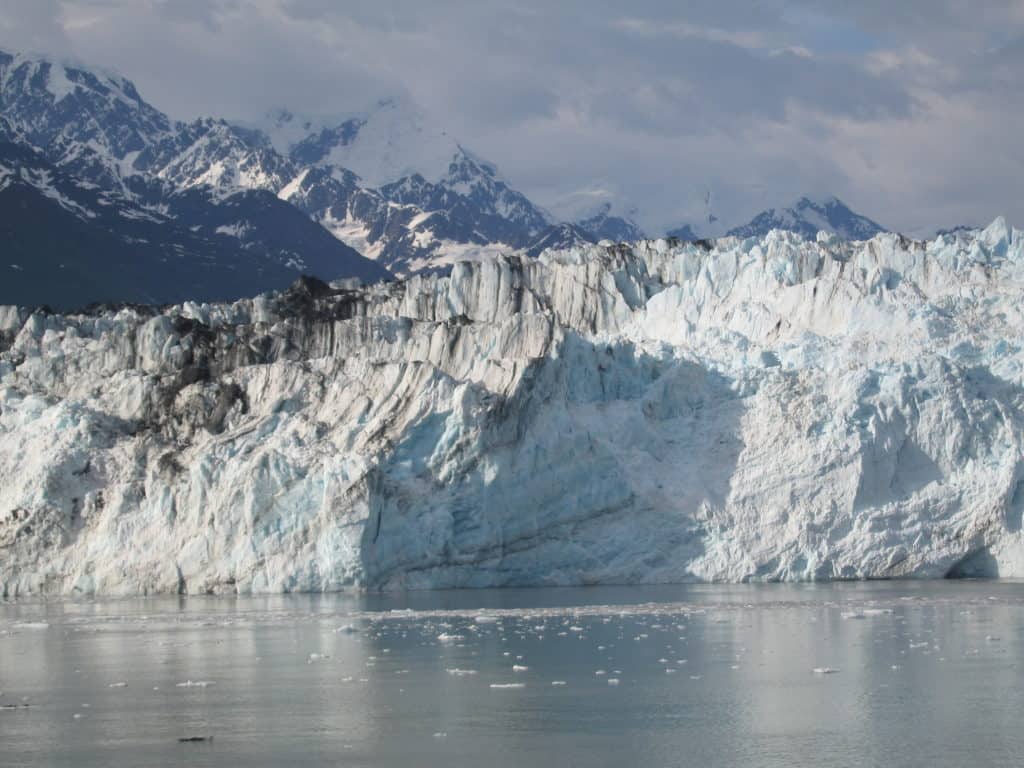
[2,222,1024,595]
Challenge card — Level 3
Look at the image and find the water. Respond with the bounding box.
[1,581,1023,767]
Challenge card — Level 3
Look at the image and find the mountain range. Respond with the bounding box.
[0,49,886,308]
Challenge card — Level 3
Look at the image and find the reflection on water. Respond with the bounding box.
[1,581,1023,767]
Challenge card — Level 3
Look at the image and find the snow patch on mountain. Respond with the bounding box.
[40,59,76,102]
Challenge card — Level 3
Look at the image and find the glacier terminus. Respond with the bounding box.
[1,220,1023,595]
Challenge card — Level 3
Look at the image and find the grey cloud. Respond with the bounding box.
[155,0,241,29]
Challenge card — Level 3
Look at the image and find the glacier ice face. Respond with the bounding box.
[2,223,1024,595]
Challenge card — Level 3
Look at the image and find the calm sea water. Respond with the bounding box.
[1,582,1022,767]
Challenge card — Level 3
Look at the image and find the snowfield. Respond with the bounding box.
[1,220,1023,595]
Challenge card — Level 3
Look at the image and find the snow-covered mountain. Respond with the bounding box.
[547,189,647,243]
[0,50,388,306]
[2,221,1023,594]
[575,202,645,242]
[2,47,900,307]
[1,47,676,289]
[261,98,462,188]
[667,196,884,243]
[0,138,388,307]
[726,196,885,241]
[266,106,553,273]
[140,118,295,195]
[524,223,596,258]
[0,49,559,288]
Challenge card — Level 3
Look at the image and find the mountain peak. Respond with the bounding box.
[794,193,839,207]
[253,96,460,188]
[525,222,595,258]
[0,49,145,111]
[727,195,884,241]
[0,47,174,164]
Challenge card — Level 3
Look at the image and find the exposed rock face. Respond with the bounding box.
[2,222,1024,595]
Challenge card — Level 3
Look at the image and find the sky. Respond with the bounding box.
[0,0,1022,235]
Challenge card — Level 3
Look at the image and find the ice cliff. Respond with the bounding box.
[2,220,1024,595]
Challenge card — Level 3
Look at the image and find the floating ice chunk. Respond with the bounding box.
[176,680,216,688]
[812,667,840,675]
[489,683,526,689]
[437,633,465,643]
[446,668,478,677]
[474,616,498,624]
[551,681,567,686]
[512,665,529,672]
[334,624,360,634]
[841,612,866,620]
[433,732,447,740]
[108,682,128,688]
[607,678,620,686]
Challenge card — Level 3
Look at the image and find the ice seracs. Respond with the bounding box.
[1,222,1024,595]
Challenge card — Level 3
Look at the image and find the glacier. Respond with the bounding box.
[1,221,1024,595]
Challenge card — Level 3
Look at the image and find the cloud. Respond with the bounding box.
[0,0,1020,234]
